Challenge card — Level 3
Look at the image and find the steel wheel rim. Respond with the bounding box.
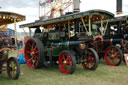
[25,39,39,68]
[8,61,17,79]
[59,52,72,74]
[82,50,95,70]
[105,47,120,66]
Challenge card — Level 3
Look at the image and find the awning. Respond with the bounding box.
[20,9,114,28]
[0,11,25,31]
[0,24,8,32]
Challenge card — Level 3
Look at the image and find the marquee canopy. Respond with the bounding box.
[0,11,25,32]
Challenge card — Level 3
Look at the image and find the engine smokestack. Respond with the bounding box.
[116,0,122,15]
[73,0,80,13]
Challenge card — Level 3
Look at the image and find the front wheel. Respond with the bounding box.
[7,57,20,80]
[104,46,123,66]
[82,48,99,70]
[59,50,76,74]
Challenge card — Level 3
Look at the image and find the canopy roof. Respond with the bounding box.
[20,9,114,28]
[0,11,25,32]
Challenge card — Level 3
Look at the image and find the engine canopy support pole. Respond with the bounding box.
[89,17,92,36]
[14,18,17,48]
[29,28,31,38]
[68,21,70,39]
[74,19,79,33]
[22,28,28,36]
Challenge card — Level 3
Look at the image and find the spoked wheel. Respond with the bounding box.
[25,38,44,68]
[59,50,76,74]
[104,46,123,66]
[7,57,20,80]
[82,48,99,70]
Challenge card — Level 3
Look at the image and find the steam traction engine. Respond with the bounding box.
[0,11,25,79]
[0,36,20,79]
[92,15,128,65]
[20,0,126,74]
[20,9,116,74]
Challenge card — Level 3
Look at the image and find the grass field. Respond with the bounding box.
[0,51,128,85]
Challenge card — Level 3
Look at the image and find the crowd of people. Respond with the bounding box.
[17,40,23,49]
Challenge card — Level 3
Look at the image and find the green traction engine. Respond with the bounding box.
[20,9,114,74]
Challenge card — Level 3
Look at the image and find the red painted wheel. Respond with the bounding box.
[25,38,44,68]
[82,48,99,70]
[104,46,123,66]
[59,51,76,74]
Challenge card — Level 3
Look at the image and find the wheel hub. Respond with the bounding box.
[63,60,67,64]
[59,51,76,74]
[104,46,122,66]
[88,56,93,62]
[110,54,117,60]
[12,66,17,71]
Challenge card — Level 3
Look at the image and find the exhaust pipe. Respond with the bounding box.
[73,0,80,13]
[116,0,122,15]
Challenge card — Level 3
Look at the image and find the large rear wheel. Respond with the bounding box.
[25,38,45,68]
[104,46,123,66]
[82,48,99,70]
[59,50,76,74]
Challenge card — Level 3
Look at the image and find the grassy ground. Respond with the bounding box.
[0,51,128,85]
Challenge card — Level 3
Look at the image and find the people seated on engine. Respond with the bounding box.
[69,27,75,37]
[35,27,41,33]
[34,27,41,35]
[33,27,42,37]
[55,25,60,31]
[69,25,79,40]
[123,26,128,39]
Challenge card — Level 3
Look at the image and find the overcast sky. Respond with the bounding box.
[0,0,128,32]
